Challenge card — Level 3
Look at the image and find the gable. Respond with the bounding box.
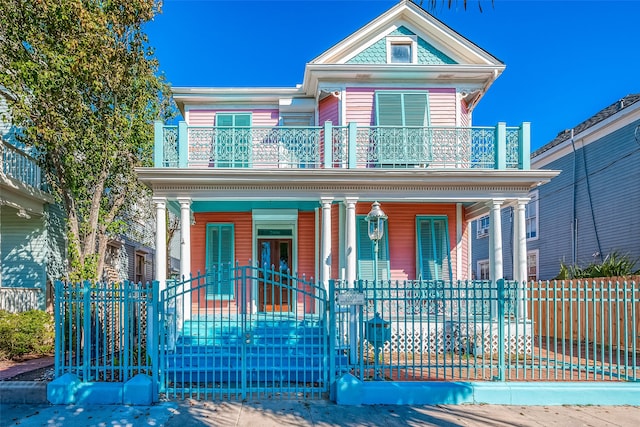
[346,26,456,65]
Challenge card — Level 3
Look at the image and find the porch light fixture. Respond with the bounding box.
[365,201,387,284]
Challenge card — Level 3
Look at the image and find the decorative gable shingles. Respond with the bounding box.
[346,26,456,65]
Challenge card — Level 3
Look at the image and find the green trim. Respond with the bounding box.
[215,112,252,168]
[375,91,430,126]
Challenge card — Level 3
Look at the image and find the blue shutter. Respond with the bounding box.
[206,223,234,299]
[417,217,452,282]
[357,216,390,282]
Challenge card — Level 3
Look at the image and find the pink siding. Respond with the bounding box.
[355,202,459,281]
[318,96,339,125]
[187,109,280,126]
[345,87,457,126]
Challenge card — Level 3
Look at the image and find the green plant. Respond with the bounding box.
[0,310,54,360]
[555,251,640,279]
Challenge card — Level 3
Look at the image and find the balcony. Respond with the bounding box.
[1,139,44,190]
[153,121,530,170]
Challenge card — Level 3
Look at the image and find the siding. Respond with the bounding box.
[318,96,339,125]
[345,87,456,126]
[45,203,67,283]
[1,205,46,290]
[186,109,279,126]
[355,202,458,281]
[297,211,316,281]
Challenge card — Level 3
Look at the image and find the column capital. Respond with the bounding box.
[320,197,334,207]
[343,197,359,207]
[515,197,530,207]
[177,197,192,206]
[152,197,167,208]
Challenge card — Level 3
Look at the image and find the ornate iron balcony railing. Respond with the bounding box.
[154,121,530,170]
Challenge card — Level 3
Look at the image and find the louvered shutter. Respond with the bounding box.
[403,93,429,126]
[357,217,390,282]
[375,93,403,126]
[417,217,451,282]
[206,224,234,299]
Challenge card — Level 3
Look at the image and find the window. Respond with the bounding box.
[386,36,417,64]
[416,217,452,281]
[215,113,251,167]
[357,216,390,281]
[135,253,146,284]
[527,250,538,281]
[374,91,430,166]
[477,259,490,281]
[205,223,234,299]
[476,215,489,238]
[526,191,538,240]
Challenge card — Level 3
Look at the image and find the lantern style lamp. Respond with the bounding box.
[365,202,387,283]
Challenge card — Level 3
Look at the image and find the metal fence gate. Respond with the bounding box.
[158,264,329,400]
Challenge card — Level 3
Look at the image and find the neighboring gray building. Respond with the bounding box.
[472,94,640,281]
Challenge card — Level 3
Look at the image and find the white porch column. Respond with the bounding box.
[178,197,192,322]
[344,197,358,286]
[488,199,504,319]
[153,197,167,292]
[178,198,192,281]
[320,198,333,290]
[514,198,529,319]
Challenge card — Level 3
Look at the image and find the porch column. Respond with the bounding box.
[153,197,167,292]
[488,199,504,319]
[320,197,333,290]
[344,197,358,286]
[178,197,192,322]
[513,198,528,319]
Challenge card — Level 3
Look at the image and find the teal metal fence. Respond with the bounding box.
[52,276,638,402]
[330,278,639,383]
[53,280,153,382]
[155,121,529,170]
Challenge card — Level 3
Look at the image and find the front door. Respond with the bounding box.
[258,238,292,312]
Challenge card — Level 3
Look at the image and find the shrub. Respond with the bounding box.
[555,251,640,279]
[0,310,54,360]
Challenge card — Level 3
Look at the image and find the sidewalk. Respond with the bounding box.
[1,399,639,427]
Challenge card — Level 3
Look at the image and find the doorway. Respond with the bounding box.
[258,238,292,312]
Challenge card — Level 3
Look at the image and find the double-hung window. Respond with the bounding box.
[374,92,430,167]
[526,191,538,240]
[215,113,251,167]
[206,223,234,299]
[356,216,390,282]
[416,216,452,282]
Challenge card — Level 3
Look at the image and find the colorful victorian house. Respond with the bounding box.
[138,1,557,314]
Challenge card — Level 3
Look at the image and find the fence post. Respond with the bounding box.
[497,278,506,381]
[328,279,336,401]
[494,122,506,170]
[149,280,159,401]
[53,280,62,377]
[82,280,91,381]
[122,280,130,382]
[348,122,357,169]
[324,121,333,169]
[178,121,188,168]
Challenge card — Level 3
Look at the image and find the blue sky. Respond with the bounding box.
[147,0,640,151]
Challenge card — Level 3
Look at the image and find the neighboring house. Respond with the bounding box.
[472,94,640,280]
[0,92,65,312]
[138,0,557,310]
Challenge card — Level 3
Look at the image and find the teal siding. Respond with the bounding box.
[346,26,456,65]
[0,205,47,289]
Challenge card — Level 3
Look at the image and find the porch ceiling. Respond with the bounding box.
[136,168,559,205]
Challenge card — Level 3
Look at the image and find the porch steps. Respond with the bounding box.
[165,317,333,385]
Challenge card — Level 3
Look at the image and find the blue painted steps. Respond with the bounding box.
[164,316,331,385]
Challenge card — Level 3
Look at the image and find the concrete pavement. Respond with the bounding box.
[1,400,639,427]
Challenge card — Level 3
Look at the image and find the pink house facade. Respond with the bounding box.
[138,1,558,312]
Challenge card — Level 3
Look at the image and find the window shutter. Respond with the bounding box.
[403,93,428,126]
[206,224,234,299]
[417,217,451,282]
[216,114,233,126]
[375,93,403,126]
[357,217,390,281]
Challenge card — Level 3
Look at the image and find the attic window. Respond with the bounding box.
[387,35,417,64]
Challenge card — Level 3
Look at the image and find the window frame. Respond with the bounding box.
[205,223,235,300]
[386,35,418,64]
[477,259,490,281]
[416,215,452,282]
[476,215,490,239]
[526,190,539,241]
[527,249,539,282]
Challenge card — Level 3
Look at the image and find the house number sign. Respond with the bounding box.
[336,290,365,306]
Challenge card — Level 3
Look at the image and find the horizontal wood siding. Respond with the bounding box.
[319,96,339,125]
[297,211,317,313]
[187,109,279,126]
[355,203,458,281]
[345,87,457,126]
